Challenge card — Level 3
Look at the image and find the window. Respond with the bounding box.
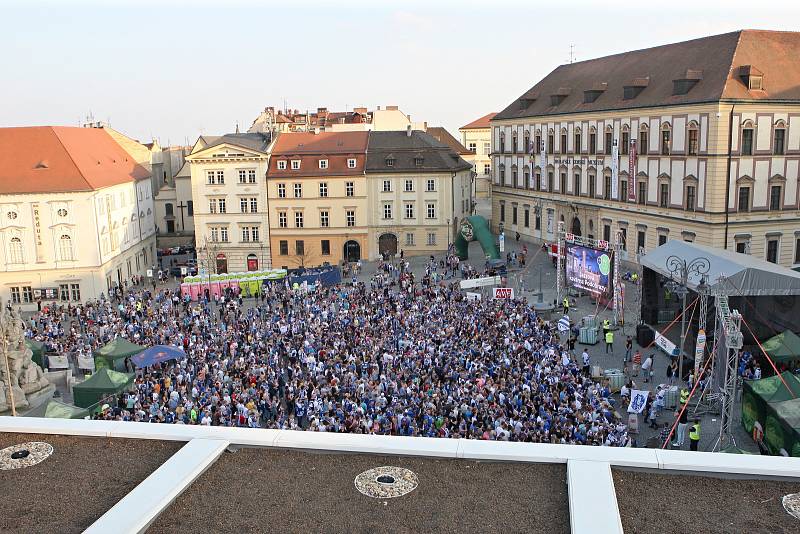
[414,157,424,166]
[605,132,613,155]
[404,179,413,192]
[573,174,581,196]
[738,186,751,212]
[588,175,596,198]
[385,157,395,167]
[637,231,646,252]
[346,182,354,197]
[688,128,699,155]
[524,208,530,228]
[277,160,287,170]
[240,198,248,213]
[279,240,288,255]
[220,227,228,242]
[319,159,328,169]
[484,163,491,175]
[71,283,81,301]
[604,176,612,200]
[512,167,518,186]
[468,142,476,153]
[248,169,256,183]
[767,239,779,264]
[187,201,194,216]
[241,227,251,242]
[620,227,627,251]
[320,211,329,227]
[348,158,356,169]
[383,203,392,219]
[795,237,800,264]
[547,171,554,192]
[620,180,627,202]
[512,206,518,225]
[659,234,668,246]
[523,168,530,188]
[295,240,304,256]
[774,128,786,155]
[561,133,568,153]
[238,169,248,184]
[10,287,20,304]
[427,232,437,246]
[278,183,286,198]
[483,142,491,154]
[770,185,782,211]
[405,233,415,246]
[589,133,597,154]
[405,203,414,219]
[59,235,74,261]
[741,128,753,155]
[661,128,671,155]
[500,166,506,185]
[535,135,541,153]
[535,211,541,230]
[57,208,68,218]
[659,183,669,208]
[499,201,505,223]
[218,198,226,213]
[426,203,436,219]
[686,185,696,211]
[278,212,287,228]
[21,286,33,303]
[210,227,219,242]
[499,133,505,153]
[319,182,328,197]
[426,179,435,192]
[252,227,259,242]
[294,183,302,198]
[291,160,301,170]
[603,224,611,242]
[7,210,18,220]
[207,170,224,184]
[560,172,566,193]
[524,133,531,153]
[574,133,582,153]
[547,134,554,153]
[295,211,304,228]
[321,239,330,255]
[639,130,648,155]
[346,210,355,227]
[621,132,629,155]
[383,180,391,192]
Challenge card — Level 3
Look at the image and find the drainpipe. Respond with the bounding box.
[723,103,735,250]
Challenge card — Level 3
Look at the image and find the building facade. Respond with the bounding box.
[366,130,473,258]
[153,147,194,245]
[187,133,272,273]
[266,131,369,268]
[460,112,497,198]
[0,126,156,306]
[249,105,426,135]
[491,30,800,268]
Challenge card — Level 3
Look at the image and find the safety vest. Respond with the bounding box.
[563,298,569,308]
[680,389,689,405]
[605,331,614,344]
[689,422,701,441]
[603,320,610,330]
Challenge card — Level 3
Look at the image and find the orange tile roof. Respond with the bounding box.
[460,112,498,130]
[0,126,150,194]
[271,131,369,155]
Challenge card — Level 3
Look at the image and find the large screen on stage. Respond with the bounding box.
[565,244,613,296]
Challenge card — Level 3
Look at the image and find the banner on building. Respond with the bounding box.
[539,134,548,190]
[31,203,45,262]
[628,389,650,414]
[611,139,619,199]
[654,330,679,357]
[694,329,707,373]
[627,139,637,202]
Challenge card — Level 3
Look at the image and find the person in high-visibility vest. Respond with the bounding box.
[689,419,701,451]
[563,297,570,315]
[680,389,689,405]
[603,319,611,335]
[605,330,614,354]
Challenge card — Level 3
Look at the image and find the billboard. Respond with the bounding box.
[565,244,613,296]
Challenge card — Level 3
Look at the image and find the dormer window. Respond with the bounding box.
[672,70,702,96]
[414,156,424,166]
[385,157,395,167]
[583,82,607,104]
[347,158,356,169]
[624,77,649,100]
[291,160,301,170]
[748,75,763,90]
[550,87,571,106]
[738,65,764,91]
[319,159,328,169]
[277,160,287,170]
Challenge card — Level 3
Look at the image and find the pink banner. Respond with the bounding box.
[627,139,637,202]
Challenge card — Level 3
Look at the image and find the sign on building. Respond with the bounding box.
[493,287,514,299]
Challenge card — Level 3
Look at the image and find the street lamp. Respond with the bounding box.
[665,254,710,382]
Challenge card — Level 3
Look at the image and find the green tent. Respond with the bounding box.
[93,338,146,371]
[742,372,800,457]
[25,339,45,368]
[72,368,134,408]
[45,399,90,419]
[761,330,800,364]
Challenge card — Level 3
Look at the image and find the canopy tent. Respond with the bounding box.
[93,338,146,371]
[44,399,90,419]
[25,338,45,368]
[131,345,186,369]
[741,372,800,456]
[640,240,800,296]
[72,368,134,408]
[761,330,800,364]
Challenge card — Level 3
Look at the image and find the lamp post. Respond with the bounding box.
[665,254,710,382]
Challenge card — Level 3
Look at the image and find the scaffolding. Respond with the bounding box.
[713,292,744,451]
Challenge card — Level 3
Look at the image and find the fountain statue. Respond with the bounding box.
[1,306,53,413]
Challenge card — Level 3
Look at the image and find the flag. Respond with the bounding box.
[558,315,570,333]
[628,390,649,414]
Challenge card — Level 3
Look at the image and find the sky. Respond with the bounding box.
[2,0,798,146]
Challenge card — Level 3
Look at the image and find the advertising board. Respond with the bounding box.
[565,244,613,296]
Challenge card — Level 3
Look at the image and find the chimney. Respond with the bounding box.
[406,125,412,137]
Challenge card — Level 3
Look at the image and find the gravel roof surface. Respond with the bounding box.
[613,469,800,534]
[150,448,569,534]
[0,433,181,534]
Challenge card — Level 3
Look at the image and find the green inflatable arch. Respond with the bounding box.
[454,215,501,260]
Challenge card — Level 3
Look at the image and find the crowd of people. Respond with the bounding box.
[23,262,630,446]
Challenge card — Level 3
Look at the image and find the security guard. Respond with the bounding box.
[563,297,570,315]
[689,418,701,451]
[605,330,614,354]
[680,389,690,406]
[603,319,611,335]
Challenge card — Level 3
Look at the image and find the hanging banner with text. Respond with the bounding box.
[493,287,515,299]
[611,139,619,199]
[627,139,637,202]
[539,136,548,191]
[31,203,46,262]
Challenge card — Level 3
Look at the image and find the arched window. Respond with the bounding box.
[9,237,23,263]
[639,124,649,155]
[59,234,74,261]
[524,131,530,153]
[511,164,518,186]
[687,121,699,155]
[774,120,786,155]
[741,120,754,155]
[657,173,671,208]
[499,131,506,153]
[660,122,672,155]
[511,131,518,153]
[499,164,506,185]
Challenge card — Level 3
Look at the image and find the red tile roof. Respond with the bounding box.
[267,131,369,178]
[460,112,498,130]
[0,126,150,194]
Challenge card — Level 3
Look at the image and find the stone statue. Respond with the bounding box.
[0,306,52,413]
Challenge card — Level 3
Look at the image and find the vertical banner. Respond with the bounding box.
[529,131,537,189]
[539,134,548,191]
[31,203,45,262]
[627,139,637,202]
[611,139,619,199]
[694,329,706,376]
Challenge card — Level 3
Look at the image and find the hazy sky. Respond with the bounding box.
[3,0,798,146]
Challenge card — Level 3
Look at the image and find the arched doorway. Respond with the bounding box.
[571,217,582,237]
[343,240,361,262]
[246,253,258,271]
[216,253,228,274]
[378,233,398,257]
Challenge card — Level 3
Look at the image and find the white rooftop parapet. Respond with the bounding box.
[567,460,624,534]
